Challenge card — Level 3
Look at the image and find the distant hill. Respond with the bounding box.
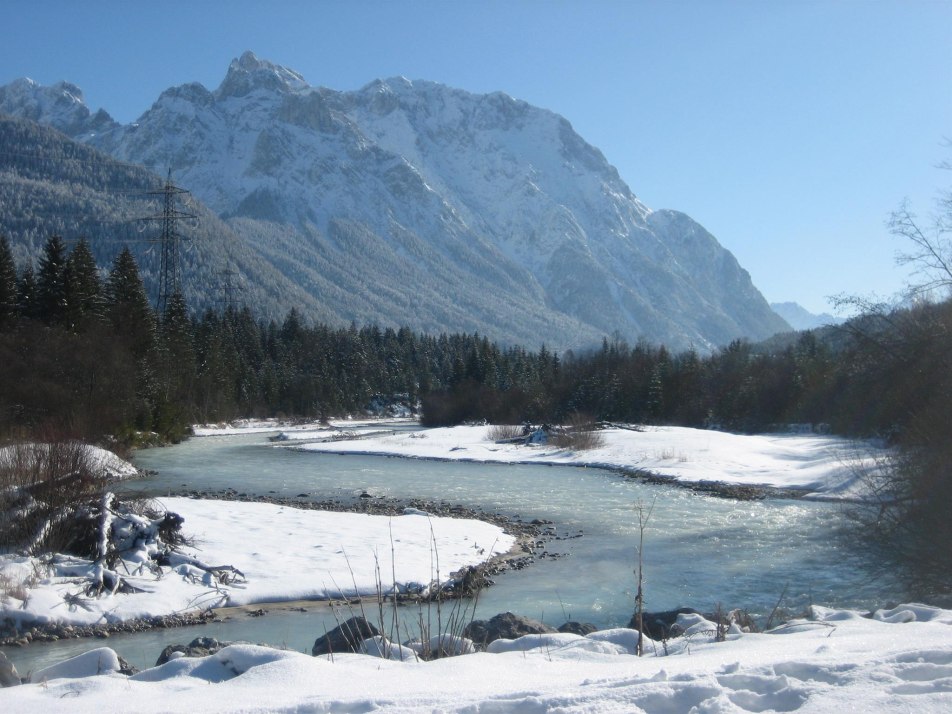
[1,53,790,350]
[770,302,845,331]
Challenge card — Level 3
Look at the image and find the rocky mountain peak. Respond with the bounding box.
[0,77,116,137]
[215,51,308,98]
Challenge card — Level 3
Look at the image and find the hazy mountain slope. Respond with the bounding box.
[0,114,320,320]
[771,302,844,331]
[1,53,790,350]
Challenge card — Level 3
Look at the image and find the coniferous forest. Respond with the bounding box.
[2,232,950,452]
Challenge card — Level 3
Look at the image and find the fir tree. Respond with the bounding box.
[36,235,69,326]
[106,247,156,359]
[0,235,17,331]
[16,265,38,321]
[64,238,104,331]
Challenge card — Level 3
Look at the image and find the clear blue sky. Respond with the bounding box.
[3,0,950,314]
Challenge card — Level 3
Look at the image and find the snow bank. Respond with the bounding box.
[30,647,125,683]
[0,498,514,629]
[289,423,885,499]
[85,446,139,480]
[4,604,952,712]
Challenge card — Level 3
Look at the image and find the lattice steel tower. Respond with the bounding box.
[145,169,193,314]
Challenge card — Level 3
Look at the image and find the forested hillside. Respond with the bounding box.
[0,114,322,321]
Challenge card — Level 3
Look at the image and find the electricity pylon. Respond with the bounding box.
[143,169,193,314]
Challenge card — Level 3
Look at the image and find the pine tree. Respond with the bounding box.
[153,290,196,438]
[36,235,69,326]
[160,291,195,384]
[0,235,17,331]
[106,247,156,360]
[17,265,38,321]
[64,238,104,331]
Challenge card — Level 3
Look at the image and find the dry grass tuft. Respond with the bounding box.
[552,414,605,451]
[486,424,524,442]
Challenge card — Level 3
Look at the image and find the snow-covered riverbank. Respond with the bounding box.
[0,497,514,632]
[262,421,883,500]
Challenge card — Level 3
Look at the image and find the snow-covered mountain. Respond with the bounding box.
[0,77,118,139]
[0,52,789,350]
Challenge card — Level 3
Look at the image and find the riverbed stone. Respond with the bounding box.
[0,651,21,687]
[558,621,597,636]
[117,655,139,676]
[311,616,380,656]
[463,612,556,646]
[628,608,705,640]
[155,636,231,666]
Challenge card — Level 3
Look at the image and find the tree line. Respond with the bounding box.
[3,232,949,449]
[0,234,564,444]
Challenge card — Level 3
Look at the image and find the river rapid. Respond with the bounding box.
[3,425,894,673]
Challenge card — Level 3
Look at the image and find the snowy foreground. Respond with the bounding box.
[5,603,952,712]
[237,420,886,500]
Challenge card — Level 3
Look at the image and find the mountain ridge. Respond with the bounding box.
[0,51,790,350]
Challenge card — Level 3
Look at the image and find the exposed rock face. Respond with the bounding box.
[311,616,380,656]
[1,52,790,350]
[463,611,557,646]
[0,78,118,139]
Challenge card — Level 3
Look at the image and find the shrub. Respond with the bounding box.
[0,435,107,554]
[552,414,605,451]
[486,424,523,442]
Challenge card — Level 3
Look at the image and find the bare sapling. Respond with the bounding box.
[633,497,656,656]
[319,517,490,661]
[763,583,790,631]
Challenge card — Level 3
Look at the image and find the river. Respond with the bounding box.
[3,426,893,673]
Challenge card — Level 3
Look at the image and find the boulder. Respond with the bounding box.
[155,636,230,666]
[443,565,489,598]
[116,655,138,676]
[464,612,556,646]
[0,651,21,687]
[312,616,380,656]
[628,608,704,640]
[558,621,597,636]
